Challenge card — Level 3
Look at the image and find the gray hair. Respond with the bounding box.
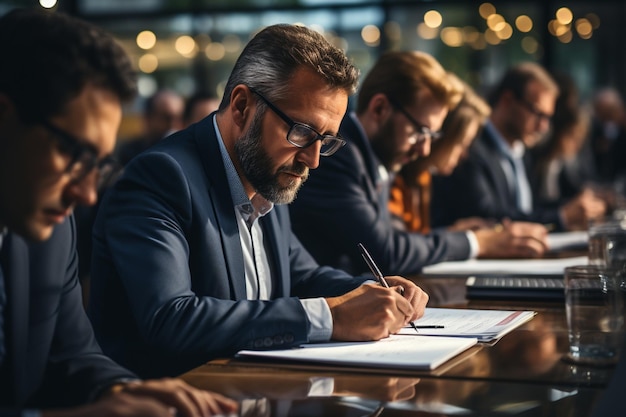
[219,24,358,109]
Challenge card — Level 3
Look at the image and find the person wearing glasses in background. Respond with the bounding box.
[388,74,493,235]
[0,8,237,417]
[431,62,606,231]
[88,24,429,379]
[289,52,549,279]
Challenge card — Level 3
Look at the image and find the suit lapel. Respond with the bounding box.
[479,128,517,207]
[341,114,380,185]
[193,115,246,300]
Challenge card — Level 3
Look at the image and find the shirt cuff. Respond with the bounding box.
[466,231,479,259]
[300,298,333,342]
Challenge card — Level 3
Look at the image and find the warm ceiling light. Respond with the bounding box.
[175,35,196,57]
[576,18,593,38]
[361,25,381,45]
[479,3,496,20]
[556,7,573,25]
[424,10,443,29]
[205,42,226,61]
[496,23,513,40]
[487,14,506,32]
[136,31,156,50]
[138,54,158,74]
[440,27,463,47]
[515,15,533,33]
[417,22,439,40]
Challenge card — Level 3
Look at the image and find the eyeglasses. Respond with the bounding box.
[514,95,552,124]
[388,97,442,145]
[248,87,346,157]
[40,119,120,189]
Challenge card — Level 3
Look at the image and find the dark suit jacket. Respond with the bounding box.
[0,218,134,413]
[289,113,471,277]
[88,114,367,379]
[431,122,562,229]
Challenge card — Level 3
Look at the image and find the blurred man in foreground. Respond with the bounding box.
[0,8,236,416]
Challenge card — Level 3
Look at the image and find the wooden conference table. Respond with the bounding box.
[180,274,616,417]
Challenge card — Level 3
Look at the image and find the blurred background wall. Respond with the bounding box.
[2,0,624,141]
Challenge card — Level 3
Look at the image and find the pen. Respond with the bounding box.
[357,243,420,334]
[414,325,445,329]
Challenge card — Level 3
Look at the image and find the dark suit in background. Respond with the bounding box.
[0,218,134,410]
[88,115,368,378]
[289,113,471,276]
[431,123,562,229]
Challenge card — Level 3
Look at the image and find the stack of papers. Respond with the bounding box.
[421,256,588,276]
[237,307,536,370]
[401,307,536,342]
[547,231,589,251]
[237,335,477,371]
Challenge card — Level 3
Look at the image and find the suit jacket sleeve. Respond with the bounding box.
[12,218,135,409]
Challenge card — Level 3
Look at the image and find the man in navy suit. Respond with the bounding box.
[289,52,549,277]
[89,23,429,379]
[0,8,236,416]
[431,62,606,231]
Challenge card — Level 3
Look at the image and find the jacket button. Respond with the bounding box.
[263,337,273,347]
[253,339,264,348]
[273,335,284,345]
[284,334,294,343]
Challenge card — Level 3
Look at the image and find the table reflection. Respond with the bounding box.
[179,273,610,416]
[182,362,603,417]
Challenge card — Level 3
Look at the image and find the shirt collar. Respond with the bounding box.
[485,120,525,159]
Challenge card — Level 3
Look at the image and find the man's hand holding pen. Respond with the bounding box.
[384,276,429,323]
[325,278,429,341]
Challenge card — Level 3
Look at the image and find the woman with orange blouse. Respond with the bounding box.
[389,74,492,233]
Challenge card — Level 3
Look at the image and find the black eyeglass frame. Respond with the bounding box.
[248,87,346,157]
[387,96,443,145]
[39,119,120,188]
[512,93,553,124]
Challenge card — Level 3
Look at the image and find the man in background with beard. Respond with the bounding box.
[289,52,550,278]
[88,23,429,379]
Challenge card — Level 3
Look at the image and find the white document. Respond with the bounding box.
[547,231,589,251]
[421,255,588,276]
[399,307,536,342]
[237,335,477,370]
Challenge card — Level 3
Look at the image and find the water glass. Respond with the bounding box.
[588,218,626,268]
[564,265,625,366]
